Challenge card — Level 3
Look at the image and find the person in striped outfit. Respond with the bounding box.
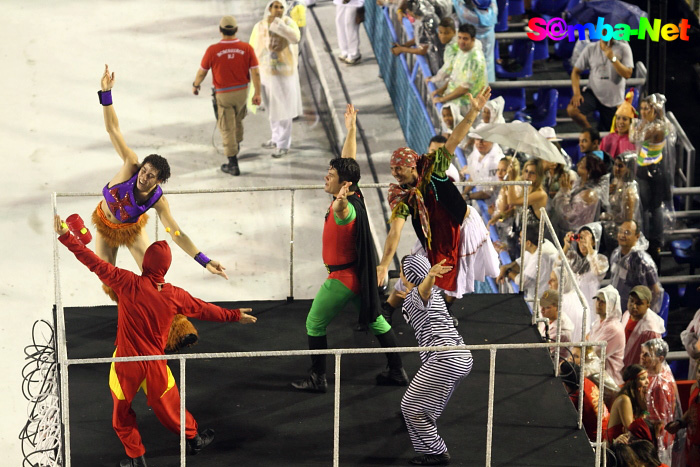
[399,254,473,465]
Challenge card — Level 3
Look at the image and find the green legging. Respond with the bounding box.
[306,279,391,337]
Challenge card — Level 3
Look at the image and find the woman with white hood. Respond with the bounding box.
[547,267,587,343]
[587,285,625,386]
[562,222,609,316]
[250,0,302,158]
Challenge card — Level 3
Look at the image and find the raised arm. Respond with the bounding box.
[418,259,453,303]
[100,65,139,168]
[153,196,229,280]
[333,182,352,219]
[376,217,406,286]
[342,104,358,159]
[445,86,491,154]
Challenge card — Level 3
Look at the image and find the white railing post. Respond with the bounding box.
[485,348,497,467]
[595,344,607,467]
[533,212,546,325]
[289,189,295,300]
[519,188,529,292]
[333,353,342,467]
[180,357,186,467]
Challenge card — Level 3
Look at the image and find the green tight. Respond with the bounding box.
[306,279,391,337]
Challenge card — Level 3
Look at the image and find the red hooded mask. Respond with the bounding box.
[141,240,171,284]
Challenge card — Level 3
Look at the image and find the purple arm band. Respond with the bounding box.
[98,90,113,106]
[194,252,211,267]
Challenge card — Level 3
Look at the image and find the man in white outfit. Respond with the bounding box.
[334,0,364,65]
[250,0,302,158]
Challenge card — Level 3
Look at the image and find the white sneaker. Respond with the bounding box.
[271,148,289,159]
[261,140,276,149]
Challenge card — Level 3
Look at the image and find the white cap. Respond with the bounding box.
[538,126,562,142]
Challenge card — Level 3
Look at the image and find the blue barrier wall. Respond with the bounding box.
[364,2,435,153]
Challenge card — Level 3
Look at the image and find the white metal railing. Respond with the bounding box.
[54,179,617,467]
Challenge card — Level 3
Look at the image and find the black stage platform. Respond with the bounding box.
[64,294,595,466]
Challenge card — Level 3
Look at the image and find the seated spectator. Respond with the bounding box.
[392,0,441,72]
[621,286,665,369]
[640,338,680,466]
[426,17,458,87]
[629,93,676,269]
[462,123,503,207]
[552,155,609,240]
[430,24,488,116]
[538,289,574,344]
[610,439,667,467]
[548,267,587,342]
[600,151,642,254]
[562,222,609,315]
[666,362,700,465]
[600,91,637,158]
[488,156,520,255]
[452,0,497,83]
[607,364,649,443]
[482,96,505,124]
[508,158,548,232]
[539,126,575,183]
[440,104,471,154]
[560,359,610,442]
[610,220,664,314]
[497,224,557,303]
[578,127,613,172]
[680,307,700,381]
[587,285,625,386]
[567,38,634,131]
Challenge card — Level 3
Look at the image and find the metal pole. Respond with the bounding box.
[180,357,186,467]
[289,189,295,301]
[533,210,546,325]
[519,188,529,292]
[577,344,585,430]
[485,348,497,467]
[554,261,564,375]
[333,353,342,467]
[595,344,607,467]
[52,193,72,467]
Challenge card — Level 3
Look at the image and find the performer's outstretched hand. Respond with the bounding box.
[238,308,257,324]
[376,265,388,287]
[344,104,358,131]
[101,64,115,92]
[206,260,229,280]
[336,181,352,201]
[54,215,69,236]
[467,85,492,113]
[427,259,453,279]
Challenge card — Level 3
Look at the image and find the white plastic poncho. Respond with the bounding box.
[249,0,302,121]
[587,285,624,386]
[564,222,609,316]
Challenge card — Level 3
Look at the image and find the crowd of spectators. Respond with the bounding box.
[373,2,696,465]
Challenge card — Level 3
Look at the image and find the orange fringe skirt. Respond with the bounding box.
[92,202,149,249]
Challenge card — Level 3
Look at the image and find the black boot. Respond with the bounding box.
[291,335,328,393]
[119,455,147,467]
[221,156,240,176]
[187,428,215,455]
[410,451,451,465]
[381,301,395,325]
[445,300,459,328]
[375,330,409,386]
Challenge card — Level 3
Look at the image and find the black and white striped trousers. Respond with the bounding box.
[400,355,473,455]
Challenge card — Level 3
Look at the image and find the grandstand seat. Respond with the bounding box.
[496,0,509,32]
[555,86,572,110]
[553,36,575,61]
[495,40,534,79]
[533,37,550,61]
[659,291,670,338]
[532,0,569,17]
[491,87,527,111]
[509,0,525,16]
[514,88,558,128]
[670,239,700,275]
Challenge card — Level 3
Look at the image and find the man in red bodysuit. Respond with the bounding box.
[54,215,256,467]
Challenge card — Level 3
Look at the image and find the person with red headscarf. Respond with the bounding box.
[377,87,493,327]
[54,215,256,467]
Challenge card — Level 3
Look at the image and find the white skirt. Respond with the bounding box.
[395,207,501,298]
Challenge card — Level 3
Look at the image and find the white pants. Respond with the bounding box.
[335,4,361,59]
[270,119,293,150]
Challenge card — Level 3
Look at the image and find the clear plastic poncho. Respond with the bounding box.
[564,222,609,316]
[601,150,643,250]
[552,173,609,240]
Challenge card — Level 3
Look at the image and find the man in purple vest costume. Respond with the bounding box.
[94,65,228,352]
